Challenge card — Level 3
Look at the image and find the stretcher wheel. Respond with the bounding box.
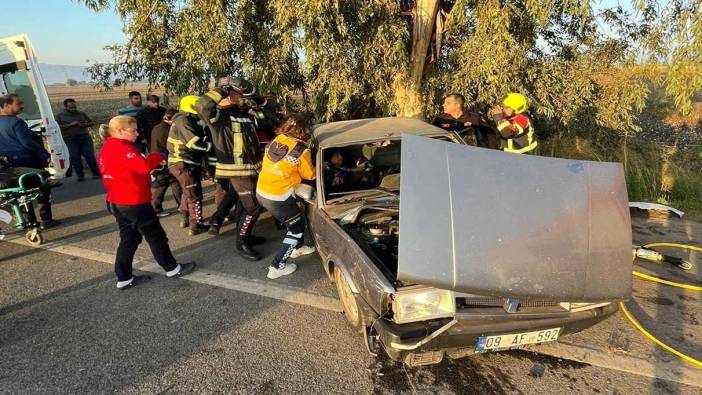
[26,229,44,246]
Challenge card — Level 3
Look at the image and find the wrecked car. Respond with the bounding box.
[298,117,632,367]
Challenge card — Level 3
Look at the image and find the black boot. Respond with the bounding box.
[179,213,189,228]
[189,223,207,236]
[236,235,262,261]
[244,235,266,245]
[208,223,221,236]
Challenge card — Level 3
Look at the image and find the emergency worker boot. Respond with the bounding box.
[236,235,262,261]
[208,223,221,236]
[179,213,189,228]
[244,235,267,245]
[189,223,207,236]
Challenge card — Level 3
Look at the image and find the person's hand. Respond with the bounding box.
[159,160,167,166]
[464,121,472,126]
[489,106,504,116]
[332,175,342,186]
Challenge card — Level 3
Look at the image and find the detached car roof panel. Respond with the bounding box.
[312,117,449,148]
[398,134,633,302]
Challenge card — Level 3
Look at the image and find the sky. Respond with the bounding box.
[0,0,637,67]
[0,0,125,66]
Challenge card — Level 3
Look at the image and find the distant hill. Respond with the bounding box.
[37,63,89,86]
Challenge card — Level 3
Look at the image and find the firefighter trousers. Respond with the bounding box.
[210,178,239,226]
[170,163,203,225]
[227,175,262,237]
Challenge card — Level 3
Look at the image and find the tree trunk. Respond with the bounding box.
[394,0,440,118]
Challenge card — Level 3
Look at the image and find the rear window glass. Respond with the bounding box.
[2,70,41,121]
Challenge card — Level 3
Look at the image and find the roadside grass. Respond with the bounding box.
[542,135,702,211]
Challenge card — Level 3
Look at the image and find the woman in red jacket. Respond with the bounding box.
[97,115,195,290]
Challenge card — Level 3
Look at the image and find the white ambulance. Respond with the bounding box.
[0,34,69,178]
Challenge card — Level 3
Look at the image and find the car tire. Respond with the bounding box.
[334,267,361,330]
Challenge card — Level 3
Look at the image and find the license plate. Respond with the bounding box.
[475,327,561,352]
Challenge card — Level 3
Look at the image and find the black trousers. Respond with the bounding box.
[108,202,178,281]
[151,171,183,213]
[8,157,52,222]
[258,195,305,269]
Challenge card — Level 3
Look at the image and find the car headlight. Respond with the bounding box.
[392,288,455,324]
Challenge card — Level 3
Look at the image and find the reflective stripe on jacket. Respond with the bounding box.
[195,89,262,178]
[166,112,208,166]
[494,113,538,154]
[256,134,315,201]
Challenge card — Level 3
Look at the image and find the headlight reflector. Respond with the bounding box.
[392,288,455,324]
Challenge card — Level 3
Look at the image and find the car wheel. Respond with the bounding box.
[334,267,361,330]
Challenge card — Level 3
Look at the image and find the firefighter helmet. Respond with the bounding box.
[179,95,199,115]
[502,93,528,114]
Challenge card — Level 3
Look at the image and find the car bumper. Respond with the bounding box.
[375,303,619,364]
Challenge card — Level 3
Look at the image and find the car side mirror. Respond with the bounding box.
[294,184,315,202]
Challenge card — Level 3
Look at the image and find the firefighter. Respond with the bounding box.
[490,93,538,154]
[195,76,265,261]
[167,95,209,235]
[150,108,182,216]
[256,114,316,279]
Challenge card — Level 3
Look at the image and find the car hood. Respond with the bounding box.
[398,135,632,302]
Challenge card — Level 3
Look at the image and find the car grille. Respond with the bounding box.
[456,296,560,308]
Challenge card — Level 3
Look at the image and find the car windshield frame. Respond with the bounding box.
[318,132,462,210]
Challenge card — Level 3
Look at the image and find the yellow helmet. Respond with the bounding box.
[179,95,199,115]
[502,93,528,114]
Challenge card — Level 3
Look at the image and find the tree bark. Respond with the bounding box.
[394,0,441,118]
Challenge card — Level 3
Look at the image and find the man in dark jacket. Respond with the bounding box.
[433,93,497,149]
[55,98,100,181]
[136,94,166,153]
[195,76,264,260]
[149,108,182,216]
[167,96,209,235]
[0,94,57,229]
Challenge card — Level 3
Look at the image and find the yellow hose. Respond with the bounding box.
[619,302,702,368]
[627,242,702,367]
[632,270,702,291]
[642,242,702,253]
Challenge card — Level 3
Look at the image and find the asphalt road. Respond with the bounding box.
[1,176,700,394]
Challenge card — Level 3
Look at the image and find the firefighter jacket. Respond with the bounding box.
[492,112,538,154]
[98,137,163,205]
[195,89,262,178]
[256,134,315,201]
[166,112,209,167]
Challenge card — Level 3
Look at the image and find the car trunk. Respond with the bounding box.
[397,134,633,302]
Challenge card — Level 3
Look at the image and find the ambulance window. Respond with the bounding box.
[2,70,41,121]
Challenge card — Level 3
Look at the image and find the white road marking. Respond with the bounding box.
[4,236,341,313]
[4,236,701,387]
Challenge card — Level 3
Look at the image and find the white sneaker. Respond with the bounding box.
[289,245,316,259]
[267,263,297,279]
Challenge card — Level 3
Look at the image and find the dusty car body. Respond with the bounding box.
[302,117,632,366]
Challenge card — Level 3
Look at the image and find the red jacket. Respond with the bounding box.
[98,137,163,205]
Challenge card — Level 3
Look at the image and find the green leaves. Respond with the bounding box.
[79,0,701,134]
